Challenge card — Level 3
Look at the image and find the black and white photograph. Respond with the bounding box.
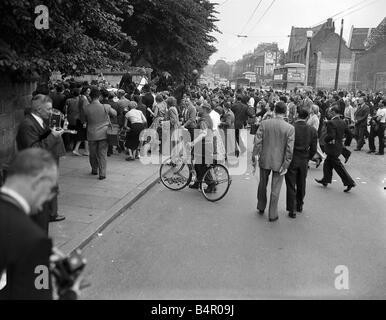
[0,0,386,307]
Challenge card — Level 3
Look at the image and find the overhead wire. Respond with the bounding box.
[310,0,377,28]
[247,0,277,34]
[219,0,231,6]
[332,0,381,21]
[239,0,264,35]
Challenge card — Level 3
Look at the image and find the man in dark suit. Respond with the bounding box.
[285,108,317,219]
[181,99,197,142]
[354,94,370,151]
[231,94,251,156]
[141,84,155,126]
[0,149,81,300]
[315,106,356,192]
[0,149,56,299]
[16,94,66,234]
[49,83,66,113]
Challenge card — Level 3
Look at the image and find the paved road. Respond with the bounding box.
[80,137,386,299]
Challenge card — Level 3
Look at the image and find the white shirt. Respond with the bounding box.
[0,186,31,215]
[31,113,45,129]
[376,108,386,123]
[248,97,255,108]
[125,109,147,124]
[209,110,221,131]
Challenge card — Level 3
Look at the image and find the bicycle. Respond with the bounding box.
[159,140,232,202]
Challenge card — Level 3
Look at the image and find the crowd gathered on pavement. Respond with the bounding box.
[40,76,386,170]
[26,75,385,222]
[12,75,386,225]
[2,72,385,300]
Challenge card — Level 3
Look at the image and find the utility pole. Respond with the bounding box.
[334,19,344,91]
[305,30,313,87]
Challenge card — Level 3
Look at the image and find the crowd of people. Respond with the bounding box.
[31,78,386,184]
[1,74,385,299]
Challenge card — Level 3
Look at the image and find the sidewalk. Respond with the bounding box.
[50,151,159,255]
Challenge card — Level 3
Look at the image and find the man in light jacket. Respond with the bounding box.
[252,101,295,222]
[83,88,117,180]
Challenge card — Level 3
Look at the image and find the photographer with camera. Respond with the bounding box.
[16,94,67,234]
[0,148,84,300]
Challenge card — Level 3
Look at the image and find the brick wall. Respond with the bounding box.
[356,43,386,90]
[0,75,36,167]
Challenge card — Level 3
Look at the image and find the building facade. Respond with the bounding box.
[354,17,386,91]
[287,18,352,89]
[347,27,373,90]
[231,43,280,86]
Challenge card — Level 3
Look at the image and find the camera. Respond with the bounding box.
[50,249,87,293]
[48,108,64,129]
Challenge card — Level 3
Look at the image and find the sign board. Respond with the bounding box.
[243,72,256,83]
[274,74,283,80]
[287,72,305,82]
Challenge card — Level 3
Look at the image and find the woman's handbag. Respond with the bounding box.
[104,105,120,146]
[250,123,259,135]
[250,117,260,135]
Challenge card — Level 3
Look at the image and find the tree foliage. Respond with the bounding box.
[0,0,136,80]
[212,59,230,79]
[121,0,219,81]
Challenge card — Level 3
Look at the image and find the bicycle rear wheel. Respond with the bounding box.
[159,157,192,191]
[200,164,231,202]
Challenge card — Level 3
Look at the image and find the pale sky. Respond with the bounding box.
[208,0,386,64]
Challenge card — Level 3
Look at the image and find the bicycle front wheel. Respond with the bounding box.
[200,164,231,202]
[159,157,192,191]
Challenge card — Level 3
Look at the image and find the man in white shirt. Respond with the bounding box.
[248,93,255,109]
[368,99,386,155]
[209,107,221,132]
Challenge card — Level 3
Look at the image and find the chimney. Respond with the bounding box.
[326,18,334,29]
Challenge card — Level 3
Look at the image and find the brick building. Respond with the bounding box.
[287,18,352,89]
[347,27,373,90]
[232,43,279,86]
[354,17,386,91]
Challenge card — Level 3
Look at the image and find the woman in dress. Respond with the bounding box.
[64,88,88,156]
[219,101,235,159]
[165,96,181,151]
[307,104,325,168]
[124,101,147,160]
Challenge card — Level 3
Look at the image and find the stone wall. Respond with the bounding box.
[0,76,36,168]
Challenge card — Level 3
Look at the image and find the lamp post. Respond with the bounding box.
[305,30,313,87]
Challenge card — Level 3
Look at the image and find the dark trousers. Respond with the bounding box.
[344,129,354,146]
[369,123,385,154]
[355,125,367,149]
[30,195,57,235]
[322,154,355,187]
[257,168,284,220]
[285,160,308,212]
[31,159,60,235]
[89,139,108,177]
